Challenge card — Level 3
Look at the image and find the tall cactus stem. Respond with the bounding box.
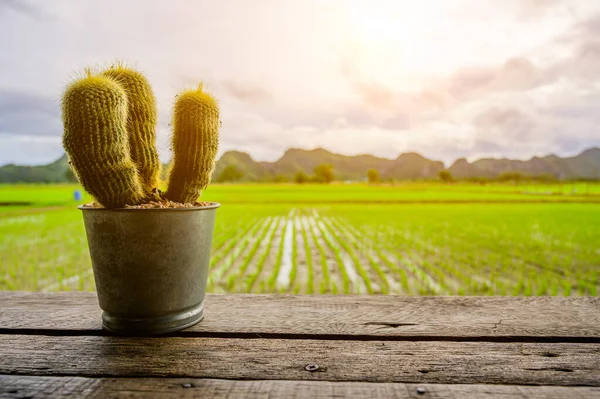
[62,74,143,208]
[101,65,161,197]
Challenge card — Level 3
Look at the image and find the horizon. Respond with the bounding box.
[4,144,599,169]
[2,0,600,166]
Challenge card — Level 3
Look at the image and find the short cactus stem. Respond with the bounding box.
[166,85,220,204]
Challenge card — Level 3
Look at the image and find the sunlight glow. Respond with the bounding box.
[341,0,453,78]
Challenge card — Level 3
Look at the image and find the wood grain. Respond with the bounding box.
[0,335,598,386]
[2,376,599,399]
[1,292,598,340]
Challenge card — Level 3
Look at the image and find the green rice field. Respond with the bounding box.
[1,182,599,295]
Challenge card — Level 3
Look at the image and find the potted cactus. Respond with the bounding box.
[61,65,220,335]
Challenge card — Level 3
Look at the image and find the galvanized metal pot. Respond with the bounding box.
[79,203,220,335]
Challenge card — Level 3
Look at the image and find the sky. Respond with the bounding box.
[1,0,599,166]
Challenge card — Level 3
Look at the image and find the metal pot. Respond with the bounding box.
[79,203,220,335]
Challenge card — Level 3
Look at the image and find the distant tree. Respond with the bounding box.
[217,165,244,182]
[438,170,454,183]
[497,171,523,184]
[294,171,309,184]
[367,169,379,184]
[274,174,288,183]
[64,168,78,183]
[313,164,334,184]
[531,173,557,183]
[467,176,489,185]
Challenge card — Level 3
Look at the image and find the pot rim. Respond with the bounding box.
[78,202,221,212]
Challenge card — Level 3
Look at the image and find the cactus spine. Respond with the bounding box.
[166,85,220,204]
[62,74,144,208]
[62,65,219,208]
[101,66,161,196]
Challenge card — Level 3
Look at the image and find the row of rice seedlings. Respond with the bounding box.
[208,217,267,282]
[384,227,476,293]
[310,213,351,294]
[274,210,295,291]
[267,217,288,291]
[326,204,595,295]
[407,223,554,295]
[340,220,444,294]
[211,216,267,261]
[32,223,92,291]
[388,228,465,293]
[447,219,597,281]
[428,235,513,295]
[333,217,412,294]
[338,219,422,293]
[299,214,315,294]
[290,217,300,294]
[406,239,506,295]
[319,216,375,294]
[371,216,593,296]
[0,210,79,290]
[208,217,272,291]
[391,227,497,294]
[371,221,500,294]
[434,227,593,295]
[244,216,284,293]
[301,210,333,294]
[211,217,257,252]
[227,217,278,290]
[326,216,405,294]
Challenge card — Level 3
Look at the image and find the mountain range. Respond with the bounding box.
[209,147,600,181]
[1,147,599,183]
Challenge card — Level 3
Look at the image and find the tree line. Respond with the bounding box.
[216,164,595,184]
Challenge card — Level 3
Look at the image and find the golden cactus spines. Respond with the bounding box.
[61,74,144,208]
[166,84,220,204]
[101,65,161,196]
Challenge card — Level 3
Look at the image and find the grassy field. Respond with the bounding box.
[1,182,599,295]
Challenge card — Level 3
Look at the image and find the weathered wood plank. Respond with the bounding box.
[0,335,598,386]
[2,376,599,399]
[1,292,598,339]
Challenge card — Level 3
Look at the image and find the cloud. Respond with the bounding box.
[0,89,61,137]
[0,134,62,165]
[447,57,546,101]
[341,61,394,110]
[221,80,272,104]
[0,0,45,19]
[346,79,394,110]
[473,107,536,139]
[516,0,565,18]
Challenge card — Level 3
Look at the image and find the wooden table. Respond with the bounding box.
[0,292,599,398]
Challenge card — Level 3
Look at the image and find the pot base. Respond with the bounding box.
[101,302,204,336]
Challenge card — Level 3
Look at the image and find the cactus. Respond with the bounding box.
[62,66,219,208]
[101,65,161,196]
[166,85,220,204]
[62,73,144,208]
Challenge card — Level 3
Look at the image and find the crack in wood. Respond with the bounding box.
[523,367,574,373]
[1,328,599,343]
[364,322,418,328]
[492,319,512,330]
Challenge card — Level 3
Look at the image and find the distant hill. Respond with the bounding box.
[449,147,600,180]
[216,148,445,181]
[0,154,70,183]
[212,150,273,181]
[1,147,599,183]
